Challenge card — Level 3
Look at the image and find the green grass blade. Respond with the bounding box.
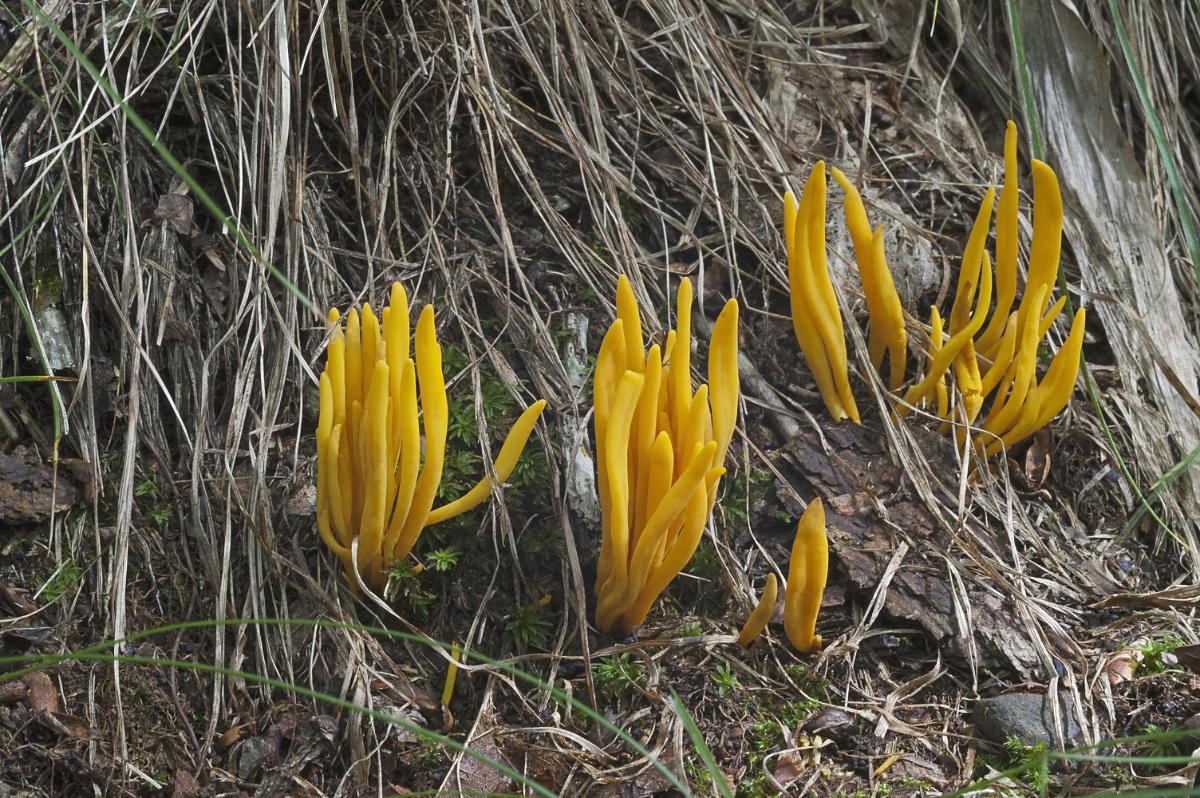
[669,688,731,798]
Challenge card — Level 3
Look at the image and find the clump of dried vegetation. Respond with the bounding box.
[1,1,1198,795]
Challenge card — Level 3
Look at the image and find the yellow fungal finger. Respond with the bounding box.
[426,399,548,525]
[394,306,449,562]
[802,163,858,423]
[616,275,645,373]
[831,168,908,390]
[1028,308,1087,429]
[707,299,739,466]
[737,573,778,647]
[784,498,828,654]
[325,423,352,559]
[949,187,997,334]
[361,304,381,403]
[979,312,1019,398]
[327,309,347,431]
[977,121,1020,357]
[786,188,849,421]
[594,320,627,593]
[358,360,391,583]
[316,374,344,560]
[594,371,645,629]
[869,226,907,391]
[1013,160,1063,346]
[633,345,664,535]
[383,358,419,563]
[982,285,1049,436]
[669,278,694,448]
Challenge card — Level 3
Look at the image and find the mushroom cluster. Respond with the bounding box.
[316,283,546,591]
[784,122,1086,456]
[592,276,739,633]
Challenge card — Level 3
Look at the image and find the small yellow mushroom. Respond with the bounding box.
[737,573,778,647]
[315,284,546,591]
[593,275,739,633]
[784,499,828,654]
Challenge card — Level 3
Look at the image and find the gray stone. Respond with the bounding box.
[972,692,1081,749]
[236,735,275,780]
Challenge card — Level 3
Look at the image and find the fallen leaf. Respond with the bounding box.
[217,721,248,750]
[172,768,201,798]
[1173,644,1200,674]
[1023,429,1051,489]
[154,194,195,235]
[24,672,58,713]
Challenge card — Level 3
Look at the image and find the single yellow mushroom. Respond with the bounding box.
[784,498,829,654]
[737,573,778,647]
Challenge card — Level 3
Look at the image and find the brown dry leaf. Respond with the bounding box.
[771,750,810,785]
[1023,429,1052,490]
[171,768,201,798]
[1104,646,1140,685]
[38,711,97,739]
[0,680,29,704]
[1094,586,1200,610]
[216,721,248,750]
[154,194,195,235]
[1173,644,1200,674]
[24,672,58,713]
[0,577,38,615]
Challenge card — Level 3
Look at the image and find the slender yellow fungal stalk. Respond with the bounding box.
[982,308,1086,455]
[977,121,1020,358]
[831,167,907,390]
[899,245,993,414]
[789,163,860,422]
[784,499,828,654]
[785,175,855,422]
[737,573,778,647]
[315,284,546,591]
[593,276,739,633]
[928,308,950,420]
[441,645,461,708]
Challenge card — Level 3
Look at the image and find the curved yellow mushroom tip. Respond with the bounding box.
[737,572,778,647]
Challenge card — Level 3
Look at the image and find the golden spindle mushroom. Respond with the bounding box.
[785,187,848,422]
[977,121,1021,358]
[830,167,908,391]
[737,573,778,647]
[593,277,739,634]
[784,498,829,655]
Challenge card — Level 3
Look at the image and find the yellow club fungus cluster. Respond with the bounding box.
[316,283,546,591]
[736,498,828,653]
[898,122,1087,455]
[784,122,1086,456]
[593,276,739,634]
